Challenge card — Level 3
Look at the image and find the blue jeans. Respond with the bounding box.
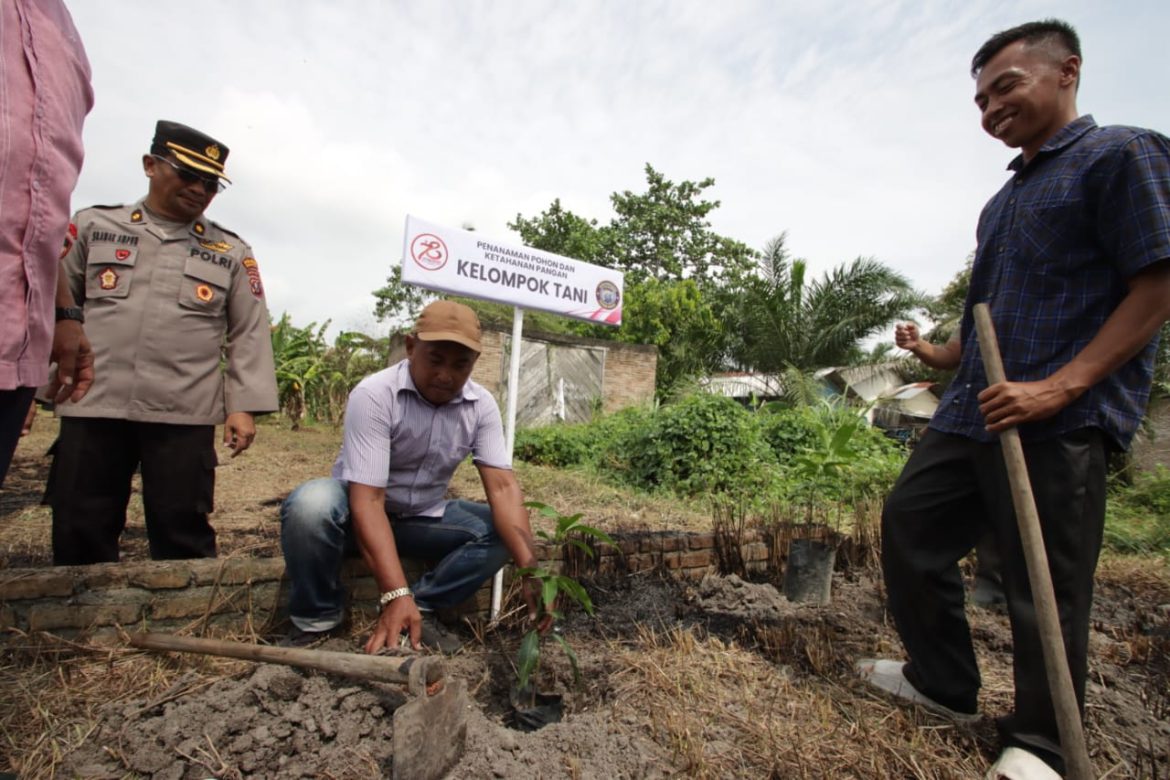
[280,477,510,631]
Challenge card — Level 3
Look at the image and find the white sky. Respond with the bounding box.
[65,1,1170,338]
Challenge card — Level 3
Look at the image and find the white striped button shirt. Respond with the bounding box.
[332,360,510,517]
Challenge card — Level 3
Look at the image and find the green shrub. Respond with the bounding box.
[604,392,776,497]
[1105,466,1170,555]
[514,424,594,467]
[762,401,906,505]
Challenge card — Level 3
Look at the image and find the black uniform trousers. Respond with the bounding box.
[881,427,1106,775]
[47,417,218,564]
[0,386,36,487]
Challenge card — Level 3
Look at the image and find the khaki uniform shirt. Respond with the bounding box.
[59,200,278,425]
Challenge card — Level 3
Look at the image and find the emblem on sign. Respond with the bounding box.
[99,267,119,290]
[596,280,621,310]
[409,233,448,271]
[195,284,214,302]
[115,249,131,261]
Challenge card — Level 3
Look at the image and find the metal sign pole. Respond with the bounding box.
[490,305,525,620]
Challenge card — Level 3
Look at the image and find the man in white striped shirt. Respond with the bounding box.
[280,300,544,652]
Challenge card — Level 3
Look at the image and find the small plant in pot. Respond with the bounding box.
[784,400,868,605]
[510,501,616,731]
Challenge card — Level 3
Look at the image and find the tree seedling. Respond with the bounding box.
[515,501,616,705]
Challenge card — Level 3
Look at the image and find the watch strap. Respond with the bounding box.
[55,306,84,323]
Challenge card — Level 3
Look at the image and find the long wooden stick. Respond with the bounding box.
[973,303,1094,780]
[129,632,444,688]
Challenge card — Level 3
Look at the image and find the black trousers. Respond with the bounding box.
[881,428,1106,774]
[0,386,36,488]
[47,417,218,564]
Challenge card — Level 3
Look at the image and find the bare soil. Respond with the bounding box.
[2,415,1169,778]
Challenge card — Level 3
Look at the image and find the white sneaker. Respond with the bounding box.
[856,658,980,723]
[985,747,1062,779]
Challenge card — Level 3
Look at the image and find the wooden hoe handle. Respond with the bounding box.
[973,303,1094,780]
[129,632,445,691]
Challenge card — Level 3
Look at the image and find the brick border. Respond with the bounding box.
[1,529,770,641]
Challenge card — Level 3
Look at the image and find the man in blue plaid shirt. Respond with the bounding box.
[859,19,1170,779]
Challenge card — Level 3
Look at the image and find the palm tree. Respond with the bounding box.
[737,233,927,373]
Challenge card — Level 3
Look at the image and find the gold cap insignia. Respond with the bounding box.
[205,144,221,161]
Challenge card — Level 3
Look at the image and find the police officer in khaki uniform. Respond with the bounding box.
[48,120,278,564]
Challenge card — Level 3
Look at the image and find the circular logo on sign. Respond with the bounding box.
[596,280,621,310]
[410,233,448,271]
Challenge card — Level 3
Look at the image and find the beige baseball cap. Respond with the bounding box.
[414,300,482,352]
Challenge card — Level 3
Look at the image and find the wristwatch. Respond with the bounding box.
[379,587,413,608]
[55,306,84,323]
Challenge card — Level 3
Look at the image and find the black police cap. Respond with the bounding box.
[150,120,231,183]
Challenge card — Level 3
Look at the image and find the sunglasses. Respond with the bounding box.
[151,154,227,194]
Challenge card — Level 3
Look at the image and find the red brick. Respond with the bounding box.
[29,603,142,631]
[81,563,129,589]
[679,551,712,569]
[193,558,286,586]
[127,563,192,590]
[688,532,716,550]
[0,570,74,600]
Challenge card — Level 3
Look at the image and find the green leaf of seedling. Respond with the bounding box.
[555,576,594,615]
[541,578,558,610]
[552,632,581,685]
[574,526,616,548]
[567,538,595,558]
[536,530,553,543]
[517,629,540,691]
[524,501,562,522]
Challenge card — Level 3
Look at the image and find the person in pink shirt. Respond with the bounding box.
[0,0,94,485]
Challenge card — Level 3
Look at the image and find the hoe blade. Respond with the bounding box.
[392,678,468,780]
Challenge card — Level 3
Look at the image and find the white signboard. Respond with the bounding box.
[401,215,623,326]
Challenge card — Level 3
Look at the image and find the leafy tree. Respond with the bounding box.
[736,233,926,373]
[603,165,755,287]
[510,199,605,265]
[372,265,433,324]
[508,165,753,395]
[921,253,973,343]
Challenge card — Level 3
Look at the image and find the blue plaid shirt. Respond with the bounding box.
[931,115,1170,449]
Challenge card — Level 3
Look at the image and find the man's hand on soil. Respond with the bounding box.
[366,596,422,654]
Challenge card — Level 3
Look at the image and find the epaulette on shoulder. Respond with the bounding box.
[207,219,243,241]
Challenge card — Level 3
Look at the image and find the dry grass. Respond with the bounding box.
[612,625,992,779]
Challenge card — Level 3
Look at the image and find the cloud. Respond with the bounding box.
[66,0,1170,338]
